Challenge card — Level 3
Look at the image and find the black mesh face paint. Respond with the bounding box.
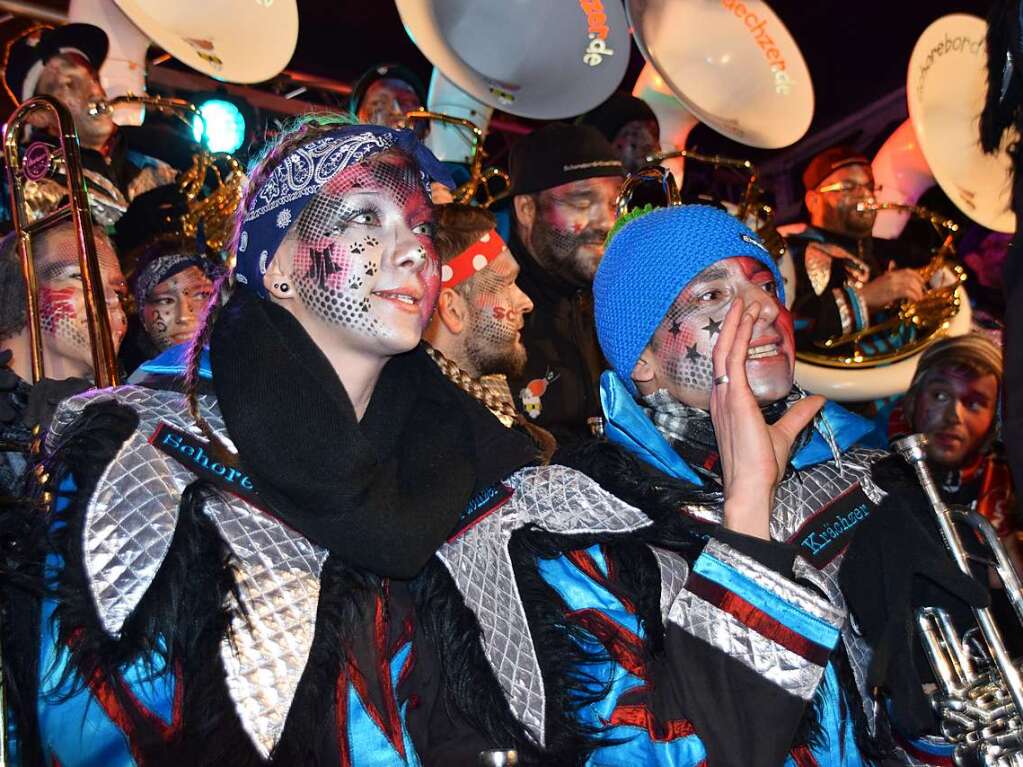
[527,176,619,286]
[648,257,794,408]
[289,149,439,355]
[34,227,127,373]
[462,249,531,377]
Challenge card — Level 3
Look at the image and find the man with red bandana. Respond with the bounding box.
[506,122,624,442]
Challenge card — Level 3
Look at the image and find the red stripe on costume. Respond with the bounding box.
[608,701,697,742]
[567,608,647,678]
[684,573,831,666]
[565,548,636,613]
[789,745,820,767]
[66,629,185,764]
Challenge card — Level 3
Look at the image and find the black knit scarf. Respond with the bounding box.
[210,288,528,579]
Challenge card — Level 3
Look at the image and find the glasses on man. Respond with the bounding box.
[816,179,875,195]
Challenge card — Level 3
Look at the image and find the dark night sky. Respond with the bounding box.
[284,0,993,136]
[0,0,996,151]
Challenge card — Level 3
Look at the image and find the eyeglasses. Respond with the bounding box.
[816,179,875,195]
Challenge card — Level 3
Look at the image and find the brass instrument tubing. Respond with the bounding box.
[895,435,1023,722]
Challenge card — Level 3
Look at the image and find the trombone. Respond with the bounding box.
[894,435,1023,765]
[3,95,121,388]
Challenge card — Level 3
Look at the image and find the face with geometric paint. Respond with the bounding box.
[635,256,794,410]
[35,224,127,375]
[461,248,534,377]
[522,176,620,286]
[277,149,439,358]
[141,266,214,351]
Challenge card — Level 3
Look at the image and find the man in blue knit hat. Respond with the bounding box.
[572,203,990,765]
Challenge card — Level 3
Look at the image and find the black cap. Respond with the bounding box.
[349,62,427,116]
[802,146,871,191]
[509,122,625,196]
[3,23,108,104]
[576,91,659,143]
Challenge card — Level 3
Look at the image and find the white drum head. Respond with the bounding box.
[908,14,1016,233]
[627,0,814,148]
[396,0,630,119]
[111,0,297,83]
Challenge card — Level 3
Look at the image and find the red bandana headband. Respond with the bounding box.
[441,229,506,289]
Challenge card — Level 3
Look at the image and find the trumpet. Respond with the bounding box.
[88,94,243,253]
[405,110,510,208]
[894,435,1023,766]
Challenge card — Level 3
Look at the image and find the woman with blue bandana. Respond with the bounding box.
[5,115,547,765]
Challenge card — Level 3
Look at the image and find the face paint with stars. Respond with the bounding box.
[290,149,439,356]
[648,256,794,409]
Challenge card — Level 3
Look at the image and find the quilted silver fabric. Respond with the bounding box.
[704,539,845,629]
[437,464,652,745]
[650,546,689,619]
[677,447,888,727]
[669,571,826,701]
[667,539,843,702]
[47,386,329,758]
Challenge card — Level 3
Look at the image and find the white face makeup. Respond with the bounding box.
[285,150,439,358]
[141,265,214,351]
[35,226,127,374]
[462,248,533,377]
[35,54,114,148]
[646,256,794,410]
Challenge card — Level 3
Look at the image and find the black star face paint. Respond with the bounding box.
[528,176,620,286]
[290,149,439,357]
[141,266,215,351]
[648,256,794,409]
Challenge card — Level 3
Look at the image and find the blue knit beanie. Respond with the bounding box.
[593,204,785,397]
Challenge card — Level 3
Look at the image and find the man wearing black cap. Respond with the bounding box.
[506,122,624,442]
[577,90,660,174]
[786,146,926,350]
[2,23,190,245]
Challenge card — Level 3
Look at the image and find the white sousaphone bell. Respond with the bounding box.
[421,68,493,167]
[794,13,1008,402]
[109,0,298,84]
[394,0,630,119]
[628,0,815,183]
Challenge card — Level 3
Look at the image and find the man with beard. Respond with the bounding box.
[786,146,927,352]
[506,122,624,441]
[577,91,661,174]
[424,204,534,428]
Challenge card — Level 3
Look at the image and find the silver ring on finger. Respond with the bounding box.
[713,374,730,386]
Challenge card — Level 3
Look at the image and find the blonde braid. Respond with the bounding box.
[425,345,518,427]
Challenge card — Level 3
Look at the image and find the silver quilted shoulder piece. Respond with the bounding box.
[47,386,223,638]
[48,385,329,757]
[438,464,652,746]
[676,447,888,543]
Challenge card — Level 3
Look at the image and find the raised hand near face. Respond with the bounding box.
[710,298,824,539]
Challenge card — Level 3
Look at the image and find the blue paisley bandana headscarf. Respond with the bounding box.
[234,124,454,297]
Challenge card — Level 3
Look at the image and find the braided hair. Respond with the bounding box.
[182,113,355,447]
[425,344,556,463]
